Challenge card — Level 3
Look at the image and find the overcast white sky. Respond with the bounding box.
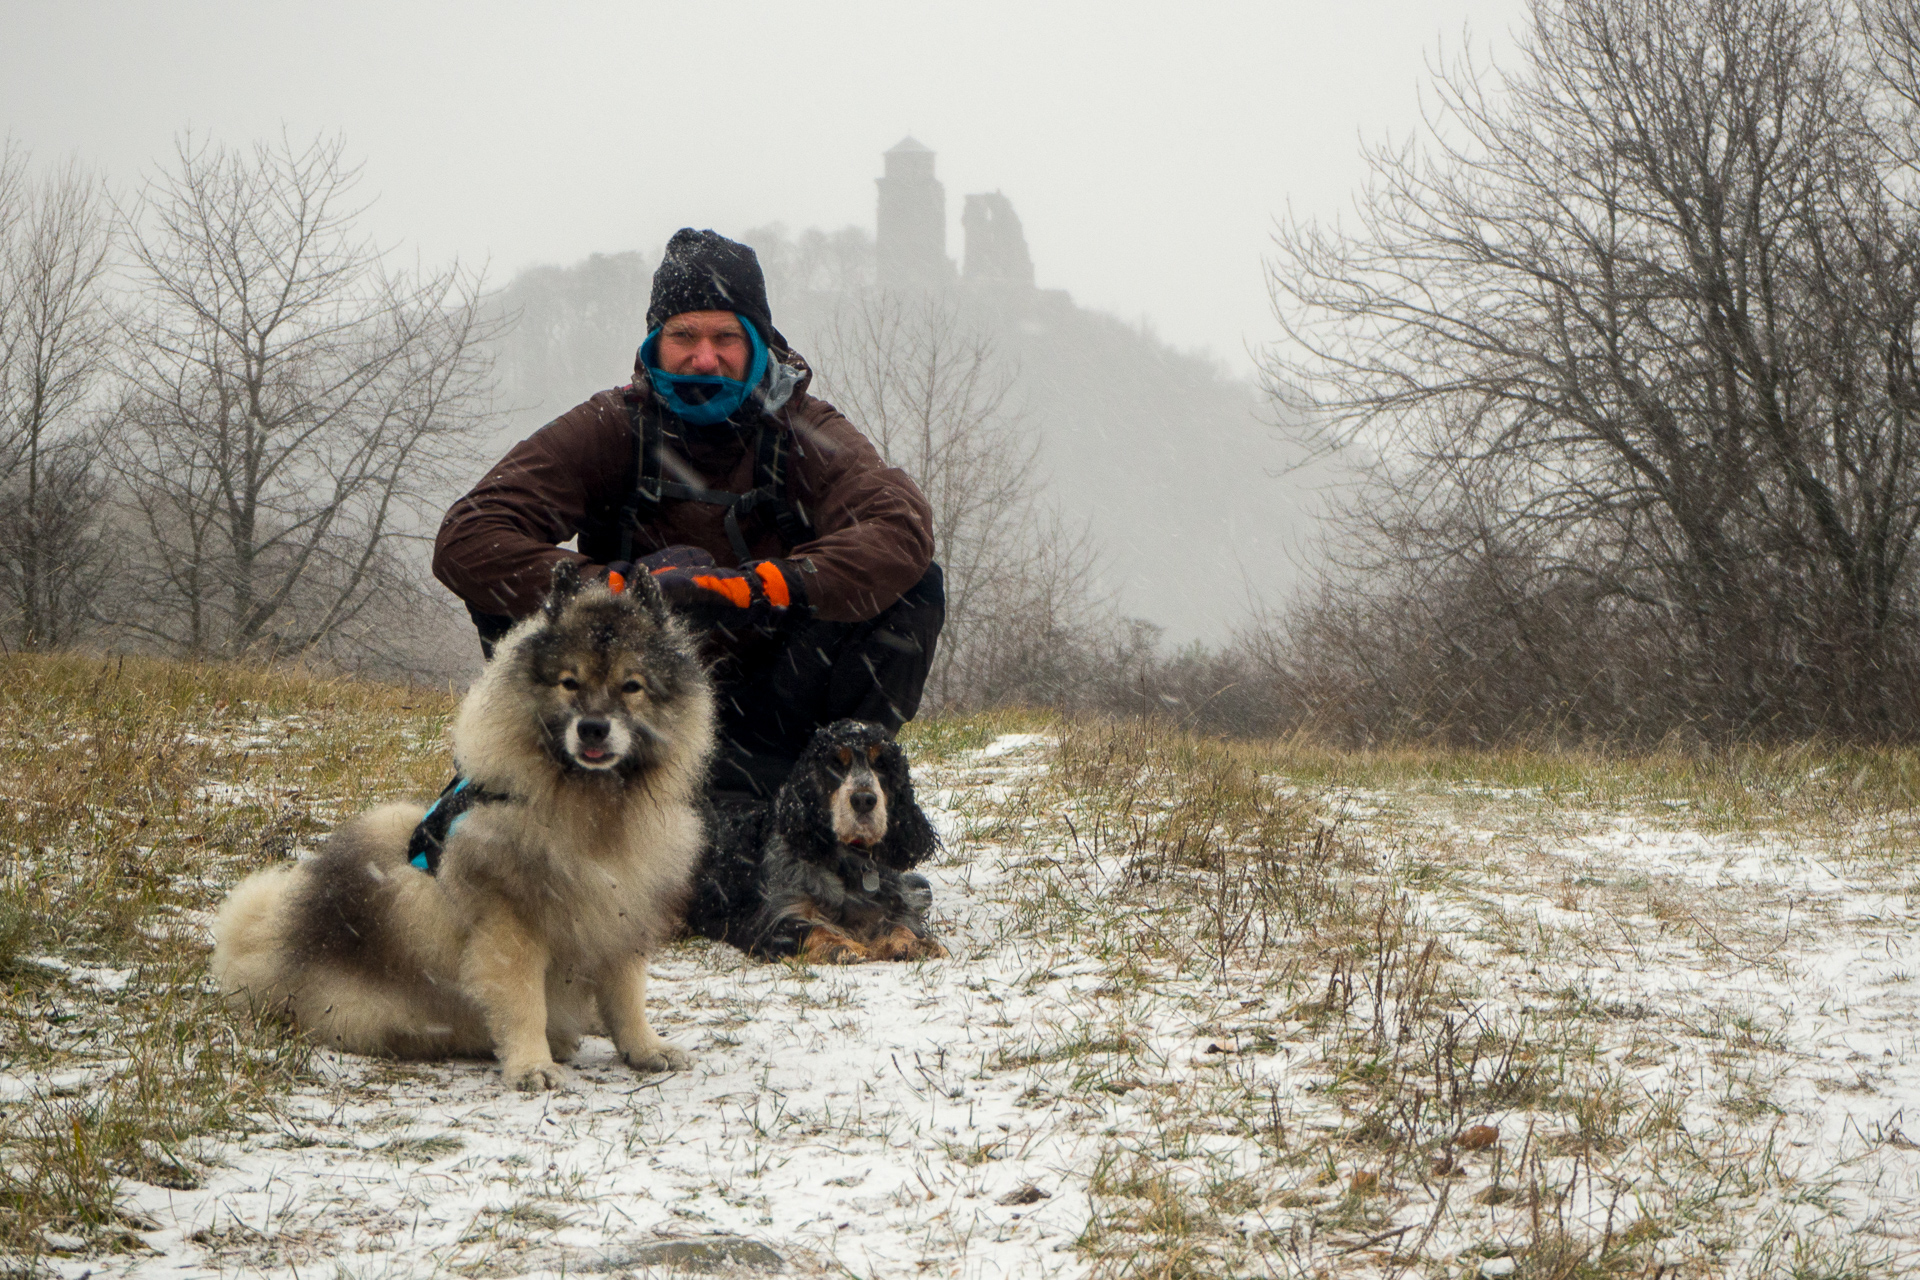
[2,0,1528,373]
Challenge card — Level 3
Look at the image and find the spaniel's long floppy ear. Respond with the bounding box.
[771,729,840,859]
[878,742,940,871]
[543,558,585,621]
[772,747,839,862]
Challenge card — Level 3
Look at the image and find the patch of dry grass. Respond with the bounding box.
[898,705,1055,762]
[1017,717,1908,1279]
[1246,732,1920,840]
[0,652,455,1267]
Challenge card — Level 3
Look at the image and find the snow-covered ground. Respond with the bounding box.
[56,734,1109,1279]
[14,730,1920,1277]
[1397,786,1920,1276]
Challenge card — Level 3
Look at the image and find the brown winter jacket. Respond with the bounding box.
[433,351,933,625]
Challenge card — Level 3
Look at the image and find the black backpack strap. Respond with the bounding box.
[620,393,817,561]
[617,389,656,564]
[752,421,816,547]
[407,776,514,876]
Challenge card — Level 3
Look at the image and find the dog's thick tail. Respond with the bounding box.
[210,864,303,1020]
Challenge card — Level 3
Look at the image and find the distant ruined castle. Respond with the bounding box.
[874,137,1050,297]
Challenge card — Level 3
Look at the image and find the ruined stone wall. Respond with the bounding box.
[961,192,1035,289]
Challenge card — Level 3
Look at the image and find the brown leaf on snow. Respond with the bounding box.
[1458,1124,1500,1151]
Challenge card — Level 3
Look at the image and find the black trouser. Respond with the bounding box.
[707,563,944,797]
[468,563,945,799]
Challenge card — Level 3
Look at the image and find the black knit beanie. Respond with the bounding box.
[646,229,782,348]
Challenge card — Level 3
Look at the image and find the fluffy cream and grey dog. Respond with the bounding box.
[211,561,713,1090]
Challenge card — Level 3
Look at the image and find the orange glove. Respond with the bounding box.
[603,546,713,595]
[648,558,805,630]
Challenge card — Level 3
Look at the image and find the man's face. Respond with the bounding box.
[658,310,750,380]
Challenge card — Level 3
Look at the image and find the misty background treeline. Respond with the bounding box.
[1264,0,1920,744]
[16,0,1920,746]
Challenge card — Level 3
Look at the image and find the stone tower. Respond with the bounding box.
[875,137,953,288]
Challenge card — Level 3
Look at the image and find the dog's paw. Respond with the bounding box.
[799,928,870,965]
[506,1060,571,1092]
[871,925,945,962]
[622,1041,693,1073]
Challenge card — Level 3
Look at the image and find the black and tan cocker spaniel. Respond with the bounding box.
[686,720,946,963]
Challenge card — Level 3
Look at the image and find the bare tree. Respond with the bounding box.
[106,134,499,658]
[811,291,1102,708]
[0,143,23,423]
[0,152,112,650]
[1266,0,1920,739]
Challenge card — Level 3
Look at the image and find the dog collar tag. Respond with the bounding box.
[863,869,880,893]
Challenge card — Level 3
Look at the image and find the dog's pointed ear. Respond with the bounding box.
[620,562,671,622]
[543,558,585,620]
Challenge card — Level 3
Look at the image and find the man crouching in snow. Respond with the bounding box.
[431,229,946,936]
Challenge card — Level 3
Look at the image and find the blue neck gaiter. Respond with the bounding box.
[640,316,770,427]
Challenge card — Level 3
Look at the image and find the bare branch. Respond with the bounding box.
[1253,0,1920,739]
[101,134,501,658]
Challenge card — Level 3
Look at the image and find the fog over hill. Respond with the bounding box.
[484,144,1335,643]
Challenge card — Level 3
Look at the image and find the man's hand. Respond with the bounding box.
[638,546,715,574]
[603,546,711,595]
[632,550,806,630]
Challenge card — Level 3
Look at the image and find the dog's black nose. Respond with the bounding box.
[850,788,878,814]
[576,718,611,745]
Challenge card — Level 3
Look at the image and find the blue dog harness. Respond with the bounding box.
[407,776,512,874]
